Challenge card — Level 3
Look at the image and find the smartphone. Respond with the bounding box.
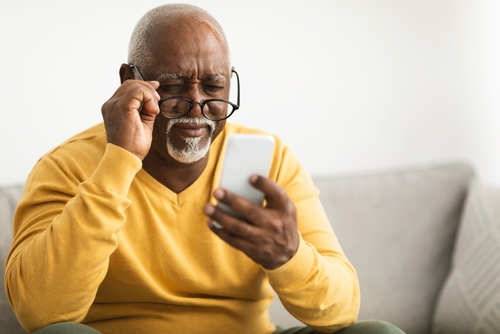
[217,134,275,219]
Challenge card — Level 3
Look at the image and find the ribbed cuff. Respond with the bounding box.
[264,237,315,289]
[88,143,142,196]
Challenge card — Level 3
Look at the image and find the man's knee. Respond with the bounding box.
[33,322,101,334]
[337,320,405,334]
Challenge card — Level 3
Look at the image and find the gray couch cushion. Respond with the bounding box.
[313,163,474,334]
[1,184,26,334]
[432,181,500,334]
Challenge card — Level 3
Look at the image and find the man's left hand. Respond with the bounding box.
[203,175,299,269]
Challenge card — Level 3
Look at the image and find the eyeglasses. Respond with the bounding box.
[129,64,240,121]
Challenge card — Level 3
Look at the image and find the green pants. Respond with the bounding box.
[33,320,405,333]
[273,320,405,333]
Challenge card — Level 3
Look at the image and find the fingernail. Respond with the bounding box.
[204,204,215,215]
[212,221,224,229]
[213,188,224,199]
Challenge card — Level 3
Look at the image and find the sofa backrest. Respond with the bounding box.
[314,162,474,333]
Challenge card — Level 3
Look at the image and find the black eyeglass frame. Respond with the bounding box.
[129,64,240,121]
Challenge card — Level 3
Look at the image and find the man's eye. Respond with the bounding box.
[158,84,184,94]
[204,85,224,92]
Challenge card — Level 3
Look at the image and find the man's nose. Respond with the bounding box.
[185,87,205,118]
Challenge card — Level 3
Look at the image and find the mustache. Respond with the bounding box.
[166,117,216,134]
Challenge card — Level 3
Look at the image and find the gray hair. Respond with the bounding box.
[128,4,230,70]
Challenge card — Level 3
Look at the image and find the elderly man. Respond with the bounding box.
[5,4,404,334]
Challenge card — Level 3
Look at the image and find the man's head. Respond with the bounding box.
[122,4,232,164]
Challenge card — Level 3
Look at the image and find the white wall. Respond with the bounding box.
[1,0,499,186]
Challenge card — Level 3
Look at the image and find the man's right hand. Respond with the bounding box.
[101,80,160,160]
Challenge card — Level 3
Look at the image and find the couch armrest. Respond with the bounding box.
[1,184,27,334]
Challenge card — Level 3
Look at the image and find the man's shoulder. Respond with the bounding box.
[49,123,106,151]
[61,123,106,145]
[26,123,107,187]
[44,123,107,164]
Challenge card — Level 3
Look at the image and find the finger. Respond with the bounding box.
[134,81,161,116]
[212,187,269,227]
[113,80,160,102]
[208,218,254,239]
[206,216,262,257]
[207,216,289,270]
[106,81,159,118]
[249,175,289,208]
[146,80,161,100]
[203,203,258,238]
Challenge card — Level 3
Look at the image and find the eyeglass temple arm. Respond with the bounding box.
[231,68,241,107]
[129,64,146,81]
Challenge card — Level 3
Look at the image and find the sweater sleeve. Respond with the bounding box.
[4,144,142,333]
[265,145,360,333]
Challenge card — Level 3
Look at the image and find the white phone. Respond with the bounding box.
[217,134,275,219]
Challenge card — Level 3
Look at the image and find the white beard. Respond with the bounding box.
[165,117,216,164]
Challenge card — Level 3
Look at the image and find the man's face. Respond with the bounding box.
[144,17,231,164]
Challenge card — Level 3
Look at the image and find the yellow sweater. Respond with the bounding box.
[5,123,359,334]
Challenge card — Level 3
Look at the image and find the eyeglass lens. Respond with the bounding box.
[160,98,233,120]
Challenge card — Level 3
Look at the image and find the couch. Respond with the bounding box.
[2,162,499,333]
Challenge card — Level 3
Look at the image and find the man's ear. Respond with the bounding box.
[119,63,134,84]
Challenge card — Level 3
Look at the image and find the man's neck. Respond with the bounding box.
[142,149,209,194]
